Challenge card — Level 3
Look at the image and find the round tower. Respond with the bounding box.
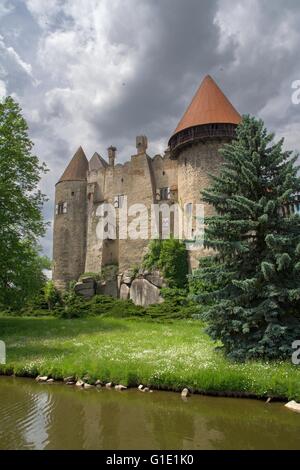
[168,75,241,269]
[52,146,88,290]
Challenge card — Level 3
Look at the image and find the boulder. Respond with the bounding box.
[75,281,95,299]
[105,382,113,388]
[181,388,190,398]
[76,379,84,387]
[63,376,75,383]
[120,283,130,300]
[105,279,118,297]
[66,381,75,385]
[143,387,150,393]
[123,269,134,285]
[138,384,144,391]
[145,270,165,288]
[81,276,96,285]
[117,274,123,290]
[285,400,300,413]
[97,280,118,298]
[95,379,103,386]
[130,278,164,306]
[78,288,95,299]
[115,384,127,391]
[84,383,94,389]
[36,375,48,382]
[47,378,55,383]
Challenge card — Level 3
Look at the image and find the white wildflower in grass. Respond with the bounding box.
[0,316,299,400]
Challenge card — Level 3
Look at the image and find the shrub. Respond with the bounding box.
[143,238,188,288]
[44,280,61,310]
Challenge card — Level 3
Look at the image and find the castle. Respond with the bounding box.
[53,75,241,292]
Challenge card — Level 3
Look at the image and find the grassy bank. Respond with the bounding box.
[0,316,299,400]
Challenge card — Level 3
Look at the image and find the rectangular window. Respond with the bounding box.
[56,202,67,215]
[160,187,170,200]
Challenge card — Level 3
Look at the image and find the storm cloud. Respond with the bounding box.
[0,0,299,257]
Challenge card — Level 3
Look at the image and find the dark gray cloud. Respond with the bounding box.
[0,0,299,257]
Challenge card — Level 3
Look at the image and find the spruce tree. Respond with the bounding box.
[194,115,300,360]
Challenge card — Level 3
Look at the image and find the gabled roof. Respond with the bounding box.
[58,146,88,183]
[172,75,241,136]
[89,152,108,171]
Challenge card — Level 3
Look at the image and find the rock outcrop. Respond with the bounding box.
[75,277,96,299]
[74,269,166,306]
[285,400,300,413]
[119,283,130,300]
[130,278,164,306]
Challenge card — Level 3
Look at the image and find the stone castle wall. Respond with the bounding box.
[53,137,228,291]
[53,180,87,289]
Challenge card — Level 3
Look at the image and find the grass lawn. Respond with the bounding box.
[0,315,299,400]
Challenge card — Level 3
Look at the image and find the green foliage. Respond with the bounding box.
[52,292,195,321]
[189,256,219,298]
[143,238,188,288]
[195,115,300,360]
[143,239,162,270]
[54,293,91,319]
[0,96,48,309]
[53,294,144,319]
[101,264,119,280]
[44,281,61,310]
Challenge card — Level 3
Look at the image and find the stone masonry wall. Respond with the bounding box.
[177,140,227,270]
[53,180,87,290]
[56,137,229,291]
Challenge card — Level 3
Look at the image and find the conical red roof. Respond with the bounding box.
[58,146,88,183]
[172,75,241,136]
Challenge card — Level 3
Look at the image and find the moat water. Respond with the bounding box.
[0,376,299,450]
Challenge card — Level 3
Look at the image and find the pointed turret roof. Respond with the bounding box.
[58,146,88,183]
[89,152,108,171]
[172,75,241,136]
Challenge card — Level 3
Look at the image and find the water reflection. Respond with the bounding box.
[0,377,299,450]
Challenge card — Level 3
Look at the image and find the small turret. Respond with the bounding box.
[52,147,89,290]
[108,146,117,166]
[136,135,148,155]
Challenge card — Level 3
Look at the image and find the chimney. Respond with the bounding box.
[136,135,148,155]
[107,146,117,166]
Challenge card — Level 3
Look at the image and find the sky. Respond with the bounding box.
[0,0,300,258]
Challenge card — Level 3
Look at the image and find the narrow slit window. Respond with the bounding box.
[160,187,170,200]
[56,202,67,215]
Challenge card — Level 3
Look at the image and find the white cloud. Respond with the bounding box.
[0,79,6,98]
[2,0,300,257]
[0,34,34,79]
[0,1,14,20]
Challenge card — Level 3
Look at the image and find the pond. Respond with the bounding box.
[0,376,299,450]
